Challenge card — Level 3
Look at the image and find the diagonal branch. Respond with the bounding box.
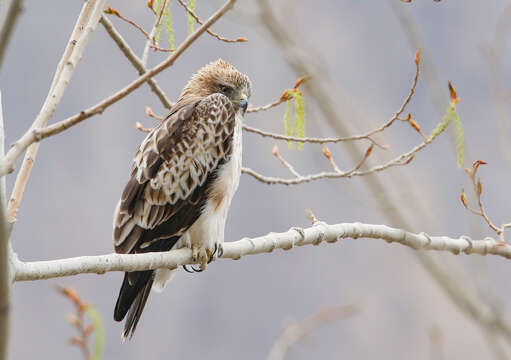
[99,15,173,109]
[6,0,107,223]
[0,0,237,178]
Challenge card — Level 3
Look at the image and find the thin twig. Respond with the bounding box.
[6,0,106,223]
[0,0,237,178]
[246,77,309,114]
[242,124,387,149]
[57,286,94,360]
[243,132,427,185]
[176,0,247,43]
[272,146,301,178]
[322,147,342,173]
[99,15,173,109]
[104,7,151,40]
[149,44,175,53]
[142,0,170,66]
[243,54,419,147]
[246,98,283,113]
[462,161,504,239]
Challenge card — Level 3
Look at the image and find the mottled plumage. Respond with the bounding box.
[112,60,251,339]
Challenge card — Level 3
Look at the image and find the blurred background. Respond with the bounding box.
[2,0,511,359]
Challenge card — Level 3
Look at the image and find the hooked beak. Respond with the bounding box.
[235,90,249,113]
[238,98,248,113]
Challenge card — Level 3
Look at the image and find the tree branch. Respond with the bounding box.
[99,15,173,110]
[241,132,430,185]
[13,222,511,282]
[0,0,236,178]
[6,0,107,223]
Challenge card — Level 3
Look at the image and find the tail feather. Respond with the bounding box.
[114,270,154,340]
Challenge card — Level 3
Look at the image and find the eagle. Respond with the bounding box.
[112,60,252,339]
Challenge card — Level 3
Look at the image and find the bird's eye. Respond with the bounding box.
[219,85,232,94]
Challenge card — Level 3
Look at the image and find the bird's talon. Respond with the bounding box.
[182,265,194,273]
[192,265,203,272]
[200,251,209,271]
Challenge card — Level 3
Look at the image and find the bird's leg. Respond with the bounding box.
[190,243,218,271]
[199,248,214,271]
[207,243,218,264]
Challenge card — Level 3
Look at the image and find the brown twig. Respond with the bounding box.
[149,44,175,53]
[321,147,341,173]
[0,0,237,178]
[461,161,508,241]
[246,77,309,113]
[176,0,247,43]
[104,7,151,40]
[99,15,174,109]
[57,285,93,360]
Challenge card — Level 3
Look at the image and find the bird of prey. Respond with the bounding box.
[112,60,251,339]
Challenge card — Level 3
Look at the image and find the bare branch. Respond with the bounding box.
[99,15,173,109]
[6,0,107,224]
[243,124,386,149]
[0,0,237,178]
[104,7,151,41]
[176,0,247,43]
[13,222,511,282]
[242,133,430,185]
[244,53,419,147]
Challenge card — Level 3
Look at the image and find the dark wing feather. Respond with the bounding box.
[112,93,236,339]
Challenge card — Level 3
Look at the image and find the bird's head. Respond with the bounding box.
[180,59,252,114]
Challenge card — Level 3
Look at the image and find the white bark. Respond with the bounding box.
[13,222,510,282]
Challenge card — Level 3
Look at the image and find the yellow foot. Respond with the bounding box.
[191,246,214,271]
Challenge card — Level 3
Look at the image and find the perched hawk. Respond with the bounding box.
[112,60,251,339]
